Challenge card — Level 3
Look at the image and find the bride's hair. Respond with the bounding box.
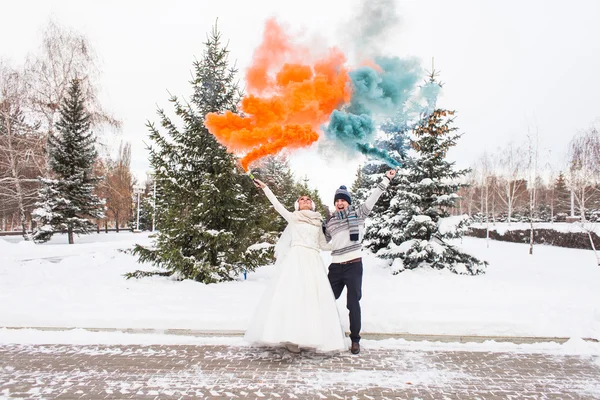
[294,195,315,211]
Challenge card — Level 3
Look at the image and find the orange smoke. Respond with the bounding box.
[204,19,351,170]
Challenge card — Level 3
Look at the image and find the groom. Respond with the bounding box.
[324,169,396,354]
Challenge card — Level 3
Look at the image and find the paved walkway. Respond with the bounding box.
[1,343,599,399]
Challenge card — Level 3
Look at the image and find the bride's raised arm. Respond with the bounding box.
[253,178,293,223]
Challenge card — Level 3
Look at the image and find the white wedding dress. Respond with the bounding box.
[244,187,347,352]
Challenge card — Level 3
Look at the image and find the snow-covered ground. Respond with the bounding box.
[1,231,599,341]
[1,328,599,357]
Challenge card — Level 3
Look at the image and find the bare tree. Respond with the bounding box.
[495,142,526,224]
[24,20,120,136]
[477,152,494,247]
[579,220,600,266]
[0,21,123,235]
[567,126,600,221]
[0,62,44,237]
[457,168,477,217]
[98,142,133,231]
[526,127,540,254]
[565,125,600,264]
[540,150,562,224]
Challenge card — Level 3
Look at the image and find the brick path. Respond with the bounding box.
[1,343,599,399]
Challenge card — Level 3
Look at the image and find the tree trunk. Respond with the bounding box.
[529,190,534,255]
[68,226,74,244]
[480,189,484,218]
[550,192,554,224]
[5,124,30,239]
[485,183,490,248]
[505,183,512,224]
[529,220,534,255]
[579,188,586,221]
[586,229,600,266]
[115,212,120,233]
[491,192,496,224]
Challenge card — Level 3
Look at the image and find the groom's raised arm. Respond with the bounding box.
[357,170,396,218]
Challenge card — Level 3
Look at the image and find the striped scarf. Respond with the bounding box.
[334,206,360,241]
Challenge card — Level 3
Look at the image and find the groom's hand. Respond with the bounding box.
[385,169,397,180]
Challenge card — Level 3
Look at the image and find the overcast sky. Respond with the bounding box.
[2,0,599,202]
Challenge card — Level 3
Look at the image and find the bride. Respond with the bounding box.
[244,178,347,353]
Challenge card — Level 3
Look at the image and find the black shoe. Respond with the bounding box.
[350,342,360,354]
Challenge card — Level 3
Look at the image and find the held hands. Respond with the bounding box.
[385,169,397,180]
[253,178,266,189]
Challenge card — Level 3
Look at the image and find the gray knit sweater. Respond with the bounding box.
[325,177,390,263]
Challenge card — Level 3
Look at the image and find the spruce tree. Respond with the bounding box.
[377,108,486,274]
[32,78,104,244]
[135,182,154,232]
[554,172,571,216]
[132,25,266,283]
[352,124,410,252]
[356,73,486,275]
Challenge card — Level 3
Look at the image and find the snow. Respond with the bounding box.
[438,214,468,235]
[1,231,599,341]
[0,328,245,346]
[246,242,274,252]
[428,240,445,255]
[412,215,431,223]
[471,221,600,235]
[397,239,417,253]
[0,329,598,357]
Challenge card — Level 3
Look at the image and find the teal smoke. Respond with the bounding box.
[325,56,425,167]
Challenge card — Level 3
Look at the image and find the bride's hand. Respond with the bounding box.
[253,178,266,189]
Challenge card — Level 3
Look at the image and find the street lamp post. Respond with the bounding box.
[133,185,145,232]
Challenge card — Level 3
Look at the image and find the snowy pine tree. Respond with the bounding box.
[356,162,400,252]
[136,179,155,232]
[132,24,267,283]
[352,120,411,253]
[354,72,486,275]
[377,107,487,275]
[553,172,571,217]
[32,78,104,244]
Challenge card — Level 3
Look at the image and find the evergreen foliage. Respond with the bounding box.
[32,78,103,244]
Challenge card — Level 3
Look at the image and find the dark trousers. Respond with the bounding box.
[328,260,363,343]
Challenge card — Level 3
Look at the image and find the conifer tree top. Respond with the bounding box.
[51,78,96,179]
[191,22,241,118]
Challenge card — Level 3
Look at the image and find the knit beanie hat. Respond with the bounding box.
[334,185,352,205]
